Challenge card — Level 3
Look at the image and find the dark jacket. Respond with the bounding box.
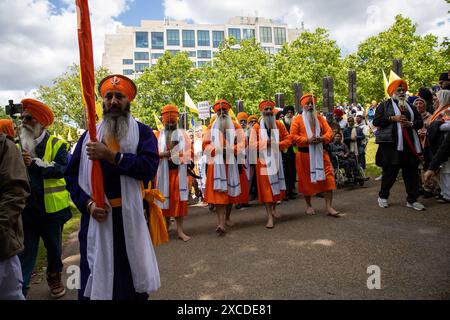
[0,133,30,261]
[429,131,450,172]
[343,126,364,154]
[373,99,423,167]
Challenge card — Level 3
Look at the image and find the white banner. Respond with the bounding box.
[198,101,211,120]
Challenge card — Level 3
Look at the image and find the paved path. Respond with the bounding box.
[27,180,450,300]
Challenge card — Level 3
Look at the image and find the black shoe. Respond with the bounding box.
[316,193,324,198]
[423,191,433,199]
[235,204,242,209]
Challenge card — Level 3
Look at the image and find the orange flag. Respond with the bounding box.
[76,0,105,208]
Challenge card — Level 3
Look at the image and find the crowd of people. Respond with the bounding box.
[0,71,448,300]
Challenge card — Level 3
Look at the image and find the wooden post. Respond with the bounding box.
[348,70,357,104]
[274,93,285,110]
[236,100,244,113]
[392,59,403,78]
[322,76,334,113]
[293,83,302,114]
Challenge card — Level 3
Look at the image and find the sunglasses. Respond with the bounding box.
[20,115,34,121]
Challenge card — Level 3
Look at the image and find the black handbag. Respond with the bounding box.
[375,123,395,144]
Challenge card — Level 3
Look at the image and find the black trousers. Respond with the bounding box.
[282,149,297,196]
[379,161,420,204]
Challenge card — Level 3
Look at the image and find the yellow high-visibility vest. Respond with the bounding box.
[42,135,70,213]
[280,120,297,153]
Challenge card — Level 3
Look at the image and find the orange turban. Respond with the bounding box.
[21,98,54,127]
[161,104,179,124]
[259,100,275,111]
[247,115,258,123]
[387,79,408,97]
[213,99,231,113]
[300,93,317,107]
[98,74,137,101]
[237,112,248,122]
[0,119,15,138]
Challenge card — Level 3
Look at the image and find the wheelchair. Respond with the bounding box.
[332,153,366,188]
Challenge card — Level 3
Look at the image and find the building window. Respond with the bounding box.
[228,28,241,43]
[168,50,179,55]
[262,47,275,54]
[123,69,134,75]
[135,63,149,72]
[182,30,195,47]
[274,27,286,45]
[212,31,224,48]
[243,29,255,40]
[197,61,209,68]
[259,27,272,43]
[135,32,148,48]
[166,29,180,46]
[197,50,211,59]
[197,30,210,46]
[134,52,149,60]
[151,32,164,49]
[185,51,196,57]
[122,59,133,65]
[151,52,164,59]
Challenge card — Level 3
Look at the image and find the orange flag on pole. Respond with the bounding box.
[76,0,105,208]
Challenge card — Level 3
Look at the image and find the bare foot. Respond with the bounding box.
[305,207,316,215]
[226,219,234,227]
[178,233,191,242]
[327,208,342,217]
[272,210,281,219]
[265,220,274,229]
[216,225,226,236]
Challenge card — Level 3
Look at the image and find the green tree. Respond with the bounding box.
[273,28,346,110]
[194,37,275,115]
[36,64,110,137]
[134,51,198,127]
[344,15,450,103]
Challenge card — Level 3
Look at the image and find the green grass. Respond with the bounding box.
[34,202,81,274]
[365,136,382,178]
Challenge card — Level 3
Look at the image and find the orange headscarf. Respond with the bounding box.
[21,98,54,127]
[259,100,275,111]
[0,119,15,138]
[98,74,137,101]
[161,104,179,124]
[300,93,317,107]
[237,112,248,122]
[213,99,231,113]
[247,115,258,123]
[387,79,408,97]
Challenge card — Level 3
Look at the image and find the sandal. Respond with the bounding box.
[305,208,316,215]
[215,226,226,236]
[327,211,342,218]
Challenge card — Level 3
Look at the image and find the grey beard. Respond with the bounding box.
[217,115,232,133]
[20,123,42,155]
[263,115,276,129]
[306,110,316,128]
[103,112,130,142]
[284,117,292,125]
[163,128,175,148]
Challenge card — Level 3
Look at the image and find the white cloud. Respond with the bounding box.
[164,0,449,52]
[0,0,132,106]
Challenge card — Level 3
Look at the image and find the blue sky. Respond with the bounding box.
[117,0,164,25]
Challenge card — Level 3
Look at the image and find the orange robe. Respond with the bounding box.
[154,130,192,217]
[290,115,336,196]
[250,120,290,203]
[202,121,246,205]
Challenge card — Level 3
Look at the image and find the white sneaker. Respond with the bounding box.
[406,202,425,211]
[378,197,389,208]
[375,175,383,181]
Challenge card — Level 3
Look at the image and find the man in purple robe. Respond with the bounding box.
[65,74,160,300]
